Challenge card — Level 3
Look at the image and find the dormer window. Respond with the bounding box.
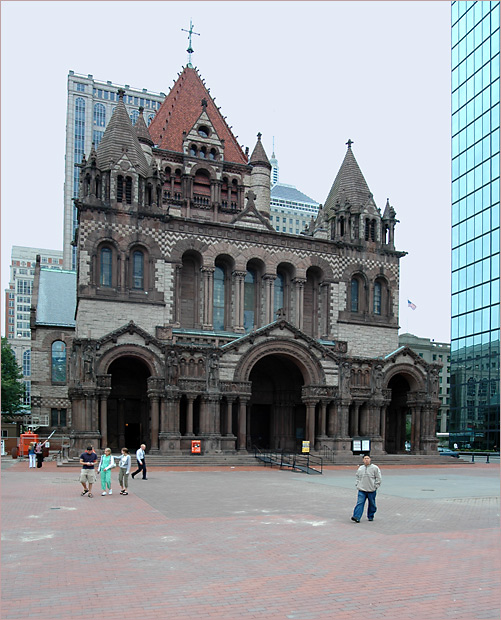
[198,125,209,138]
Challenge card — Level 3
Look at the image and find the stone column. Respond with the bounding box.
[263,274,276,324]
[202,267,215,329]
[304,400,316,444]
[351,403,360,437]
[174,264,182,326]
[186,396,195,435]
[226,397,235,436]
[99,395,108,449]
[237,399,248,451]
[327,402,336,437]
[293,278,306,330]
[149,396,160,452]
[318,401,327,437]
[118,398,125,448]
[233,271,246,333]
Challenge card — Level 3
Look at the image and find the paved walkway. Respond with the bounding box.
[1,458,500,620]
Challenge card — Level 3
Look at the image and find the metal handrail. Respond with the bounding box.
[253,447,322,474]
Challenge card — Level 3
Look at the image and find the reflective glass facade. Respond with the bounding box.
[451,1,500,450]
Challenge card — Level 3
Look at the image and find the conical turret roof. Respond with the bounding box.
[96,90,149,177]
[249,133,271,169]
[148,66,248,165]
[324,142,373,215]
[134,107,154,147]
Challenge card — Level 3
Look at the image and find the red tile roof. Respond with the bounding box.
[148,66,248,165]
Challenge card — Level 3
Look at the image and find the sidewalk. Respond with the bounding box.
[1,459,500,620]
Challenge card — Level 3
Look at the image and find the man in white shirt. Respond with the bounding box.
[131,443,147,480]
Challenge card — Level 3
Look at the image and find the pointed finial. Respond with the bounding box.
[346,139,354,148]
[181,19,200,68]
[117,88,125,101]
[201,98,208,110]
[257,132,262,140]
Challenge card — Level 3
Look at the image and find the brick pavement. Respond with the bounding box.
[1,459,500,620]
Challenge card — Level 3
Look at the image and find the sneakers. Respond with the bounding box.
[351,517,360,523]
[108,489,112,495]
[102,491,106,496]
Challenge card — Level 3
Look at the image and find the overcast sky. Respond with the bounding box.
[1,1,451,342]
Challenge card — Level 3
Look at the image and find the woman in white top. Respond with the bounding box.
[118,447,131,495]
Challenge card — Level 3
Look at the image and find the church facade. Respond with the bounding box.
[30,65,441,457]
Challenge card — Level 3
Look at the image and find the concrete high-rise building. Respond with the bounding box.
[4,246,64,410]
[450,1,500,450]
[270,183,319,235]
[63,72,166,270]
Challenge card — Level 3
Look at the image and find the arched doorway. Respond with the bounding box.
[106,357,151,451]
[248,354,305,451]
[385,375,410,453]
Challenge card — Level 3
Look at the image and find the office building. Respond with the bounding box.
[63,72,166,270]
[270,183,320,235]
[450,1,500,450]
[4,246,63,409]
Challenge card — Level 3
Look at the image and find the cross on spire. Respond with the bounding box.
[346,139,354,149]
[182,19,200,67]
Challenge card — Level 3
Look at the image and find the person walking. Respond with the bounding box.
[351,454,382,523]
[28,442,36,468]
[35,441,44,468]
[79,445,98,497]
[131,443,147,479]
[97,447,115,495]
[118,447,131,495]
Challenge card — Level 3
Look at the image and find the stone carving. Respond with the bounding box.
[166,350,179,385]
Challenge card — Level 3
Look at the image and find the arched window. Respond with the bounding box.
[125,177,132,204]
[209,148,217,160]
[23,349,31,377]
[274,273,284,319]
[180,253,200,328]
[351,278,359,312]
[365,218,376,241]
[244,269,256,332]
[147,114,155,126]
[132,251,144,289]
[374,281,382,315]
[117,175,124,203]
[130,110,139,125]
[51,341,67,383]
[190,144,197,157]
[93,103,106,127]
[100,247,113,287]
[213,266,225,330]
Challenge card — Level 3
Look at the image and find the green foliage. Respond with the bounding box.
[1,338,25,419]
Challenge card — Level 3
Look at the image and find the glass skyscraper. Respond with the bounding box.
[450,1,500,451]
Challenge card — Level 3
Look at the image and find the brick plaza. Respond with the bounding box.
[1,459,500,619]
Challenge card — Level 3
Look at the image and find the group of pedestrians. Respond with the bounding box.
[79,443,147,498]
[27,441,47,468]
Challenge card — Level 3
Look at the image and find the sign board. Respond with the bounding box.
[191,440,201,454]
[352,440,362,452]
[302,440,310,453]
[361,440,371,452]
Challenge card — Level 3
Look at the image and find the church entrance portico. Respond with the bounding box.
[248,354,305,452]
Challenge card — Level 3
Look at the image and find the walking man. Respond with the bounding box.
[131,443,147,480]
[79,445,98,497]
[351,454,381,523]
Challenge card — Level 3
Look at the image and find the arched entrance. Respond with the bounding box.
[106,357,151,451]
[248,354,305,451]
[385,375,410,453]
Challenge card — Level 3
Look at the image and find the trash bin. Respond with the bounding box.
[11,447,18,459]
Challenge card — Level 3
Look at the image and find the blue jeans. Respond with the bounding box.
[352,490,377,520]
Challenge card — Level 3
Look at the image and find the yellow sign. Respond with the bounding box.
[302,440,310,453]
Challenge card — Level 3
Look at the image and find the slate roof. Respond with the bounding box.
[271,183,319,205]
[249,134,271,169]
[36,269,77,327]
[323,145,373,214]
[96,92,150,177]
[134,107,154,147]
[148,66,248,165]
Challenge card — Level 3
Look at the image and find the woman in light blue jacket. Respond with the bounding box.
[97,448,115,495]
[118,447,131,495]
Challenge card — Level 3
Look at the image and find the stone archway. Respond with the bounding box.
[248,354,305,452]
[106,357,151,451]
[385,375,410,454]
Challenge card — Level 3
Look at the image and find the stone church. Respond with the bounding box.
[30,65,441,457]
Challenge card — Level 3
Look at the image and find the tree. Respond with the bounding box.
[1,338,25,419]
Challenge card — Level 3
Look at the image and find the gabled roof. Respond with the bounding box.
[148,66,248,165]
[36,269,76,327]
[323,144,374,215]
[271,183,319,206]
[96,91,149,177]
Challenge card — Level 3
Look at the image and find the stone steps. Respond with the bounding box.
[57,453,462,468]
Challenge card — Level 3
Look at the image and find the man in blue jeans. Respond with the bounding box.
[351,455,382,522]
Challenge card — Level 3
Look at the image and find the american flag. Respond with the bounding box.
[407,300,417,310]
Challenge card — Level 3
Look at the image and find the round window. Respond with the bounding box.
[198,126,209,138]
